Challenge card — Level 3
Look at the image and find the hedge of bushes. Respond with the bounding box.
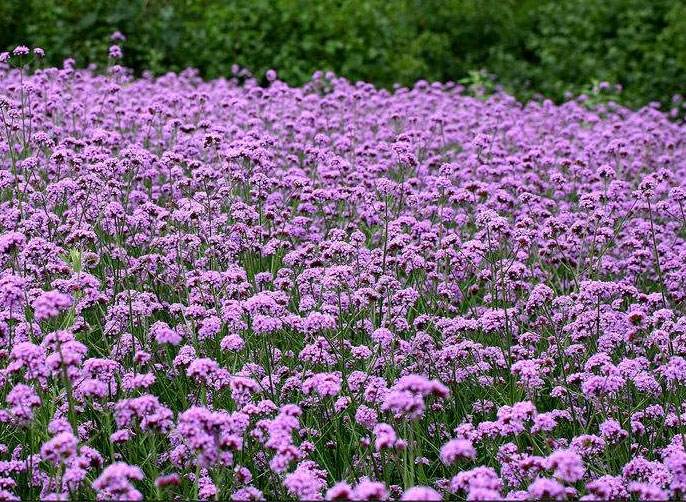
[2,0,684,107]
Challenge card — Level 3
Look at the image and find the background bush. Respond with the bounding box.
[1,0,684,107]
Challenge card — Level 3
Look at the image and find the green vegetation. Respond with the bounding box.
[1,0,684,107]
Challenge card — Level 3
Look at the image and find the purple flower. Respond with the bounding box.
[108,45,123,59]
[151,321,182,345]
[230,376,260,407]
[665,450,686,495]
[5,384,41,425]
[154,473,180,488]
[598,419,628,444]
[401,486,442,501]
[354,405,378,429]
[527,478,566,500]
[284,461,327,500]
[8,342,48,381]
[627,482,668,501]
[353,480,388,501]
[381,375,449,420]
[175,407,246,468]
[40,432,78,464]
[450,467,502,495]
[0,273,26,311]
[198,315,222,340]
[326,482,353,500]
[373,423,397,451]
[221,334,245,352]
[32,290,72,321]
[440,438,477,464]
[583,475,628,500]
[231,487,265,501]
[546,449,585,483]
[198,474,218,500]
[12,46,29,56]
[302,372,342,398]
[570,435,606,457]
[187,358,231,390]
[114,395,173,433]
[92,462,144,501]
[0,232,26,254]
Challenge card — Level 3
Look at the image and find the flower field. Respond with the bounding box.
[2,48,686,500]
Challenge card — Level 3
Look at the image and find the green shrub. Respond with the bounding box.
[1,0,684,108]
[490,0,686,107]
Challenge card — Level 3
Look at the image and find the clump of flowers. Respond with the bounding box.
[92,463,144,501]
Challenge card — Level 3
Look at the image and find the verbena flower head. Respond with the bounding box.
[92,462,144,501]
[401,486,442,501]
[440,438,477,464]
[32,290,72,321]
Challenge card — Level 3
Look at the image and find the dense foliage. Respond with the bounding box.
[1,0,685,108]
[2,47,686,500]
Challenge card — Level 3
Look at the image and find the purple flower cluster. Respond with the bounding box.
[1,46,686,500]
